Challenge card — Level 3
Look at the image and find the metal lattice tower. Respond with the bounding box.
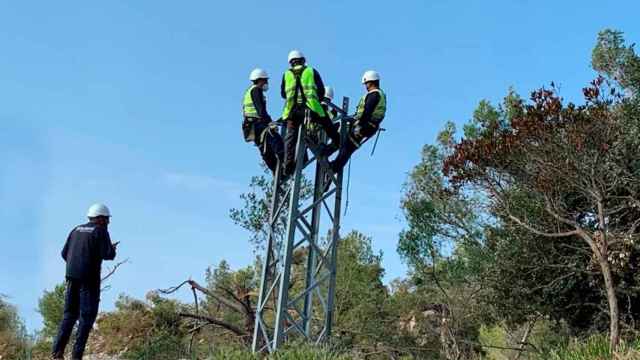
[252,98,350,353]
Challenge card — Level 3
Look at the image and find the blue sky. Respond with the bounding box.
[1,0,637,332]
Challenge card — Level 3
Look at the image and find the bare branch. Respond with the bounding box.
[158,280,191,294]
[506,214,579,238]
[101,258,130,282]
[100,258,130,292]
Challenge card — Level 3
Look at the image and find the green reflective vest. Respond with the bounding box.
[282,66,326,119]
[242,85,261,119]
[355,88,387,122]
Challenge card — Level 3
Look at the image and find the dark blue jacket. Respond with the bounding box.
[61,222,116,284]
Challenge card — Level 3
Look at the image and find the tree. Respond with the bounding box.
[592,29,640,96]
[0,296,29,359]
[442,77,640,348]
[333,231,390,354]
[37,283,66,341]
[397,132,495,359]
[92,293,191,359]
[229,173,312,252]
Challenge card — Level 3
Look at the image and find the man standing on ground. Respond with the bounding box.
[281,50,340,176]
[329,70,387,173]
[52,203,117,360]
[242,68,284,174]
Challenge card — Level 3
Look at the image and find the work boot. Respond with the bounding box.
[281,165,293,183]
[329,160,339,174]
[283,162,295,178]
[323,163,339,192]
[323,172,332,193]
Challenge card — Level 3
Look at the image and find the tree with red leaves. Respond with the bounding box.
[442,76,640,348]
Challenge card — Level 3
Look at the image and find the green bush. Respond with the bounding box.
[0,297,31,360]
[267,344,352,360]
[478,320,571,360]
[202,343,352,360]
[117,341,353,360]
[123,332,188,360]
[540,335,640,360]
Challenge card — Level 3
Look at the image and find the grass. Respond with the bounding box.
[542,335,640,360]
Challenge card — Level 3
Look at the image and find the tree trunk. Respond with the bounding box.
[598,256,620,349]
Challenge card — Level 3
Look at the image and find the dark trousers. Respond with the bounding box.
[330,120,379,172]
[52,279,100,359]
[284,107,340,174]
[254,121,284,174]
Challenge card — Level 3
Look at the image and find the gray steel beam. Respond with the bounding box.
[252,125,288,353]
[253,99,348,353]
[272,111,309,349]
[324,97,349,339]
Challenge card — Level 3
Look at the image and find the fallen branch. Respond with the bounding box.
[159,279,257,345]
[159,280,249,317]
[178,313,247,337]
[189,286,200,354]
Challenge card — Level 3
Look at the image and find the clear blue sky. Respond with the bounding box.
[1,0,637,332]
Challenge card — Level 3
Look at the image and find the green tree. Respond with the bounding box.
[229,174,312,252]
[0,296,30,359]
[333,232,389,354]
[397,132,493,359]
[442,77,639,348]
[93,293,191,359]
[37,283,66,340]
[592,29,640,95]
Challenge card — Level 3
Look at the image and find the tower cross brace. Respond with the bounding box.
[252,97,350,353]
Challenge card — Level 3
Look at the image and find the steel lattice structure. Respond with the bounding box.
[252,98,350,353]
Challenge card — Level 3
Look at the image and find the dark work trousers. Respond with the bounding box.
[254,121,284,174]
[284,107,340,175]
[52,279,100,359]
[330,120,379,172]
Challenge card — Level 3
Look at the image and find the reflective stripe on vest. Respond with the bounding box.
[242,85,260,118]
[282,66,326,119]
[355,88,386,122]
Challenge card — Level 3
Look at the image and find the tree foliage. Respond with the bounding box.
[37,283,66,341]
[0,296,29,359]
[592,29,640,95]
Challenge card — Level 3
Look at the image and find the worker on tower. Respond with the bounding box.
[281,50,340,176]
[329,70,387,173]
[52,203,118,360]
[243,68,284,175]
[315,86,341,155]
[322,86,339,120]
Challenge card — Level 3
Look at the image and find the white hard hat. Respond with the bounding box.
[87,203,111,218]
[324,86,334,101]
[249,68,269,81]
[362,70,381,84]
[288,50,305,63]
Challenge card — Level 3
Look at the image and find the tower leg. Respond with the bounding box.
[253,99,349,353]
